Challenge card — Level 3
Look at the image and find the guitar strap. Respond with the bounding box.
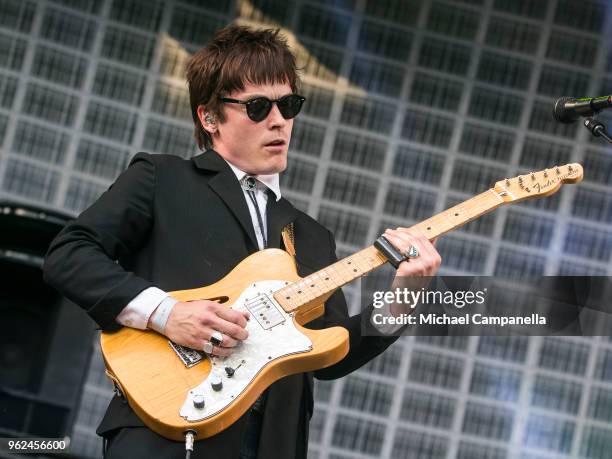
[281,222,295,257]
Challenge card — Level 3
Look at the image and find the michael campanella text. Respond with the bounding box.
[372,313,547,327]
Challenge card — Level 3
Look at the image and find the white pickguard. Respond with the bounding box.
[179,280,312,422]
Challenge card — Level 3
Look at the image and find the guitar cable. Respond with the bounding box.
[185,430,196,459]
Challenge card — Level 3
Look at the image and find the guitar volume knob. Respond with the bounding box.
[193,394,205,409]
[211,375,223,392]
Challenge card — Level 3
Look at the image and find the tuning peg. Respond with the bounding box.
[505,179,510,186]
[543,169,548,178]
[531,173,536,181]
[568,165,573,172]
[556,167,561,175]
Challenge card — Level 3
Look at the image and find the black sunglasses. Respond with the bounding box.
[219,94,306,122]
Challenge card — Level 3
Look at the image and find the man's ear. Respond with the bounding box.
[197,105,216,134]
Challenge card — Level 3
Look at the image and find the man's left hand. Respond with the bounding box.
[383,228,441,277]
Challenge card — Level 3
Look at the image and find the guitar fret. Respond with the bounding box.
[344,258,359,277]
[339,260,354,281]
[320,269,337,290]
[304,279,318,301]
[295,280,313,303]
[340,262,353,282]
[356,252,374,273]
[329,264,345,284]
[307,273,325,297]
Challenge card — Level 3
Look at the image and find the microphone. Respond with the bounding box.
[553,95,612,123]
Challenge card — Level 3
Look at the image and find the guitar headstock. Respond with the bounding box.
[493,163,583,202]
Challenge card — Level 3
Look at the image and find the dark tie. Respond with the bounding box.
[242,176,267,249]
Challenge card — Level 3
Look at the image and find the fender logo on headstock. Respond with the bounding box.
[494,164,583,203]
[533,172,570,193]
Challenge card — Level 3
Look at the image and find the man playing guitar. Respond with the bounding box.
[44,24,441,459]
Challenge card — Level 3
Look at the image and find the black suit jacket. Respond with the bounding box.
[43,149,398,458]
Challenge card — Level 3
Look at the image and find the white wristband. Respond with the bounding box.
[148,296,179,334]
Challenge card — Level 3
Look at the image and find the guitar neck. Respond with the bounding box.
[274,189,504,313]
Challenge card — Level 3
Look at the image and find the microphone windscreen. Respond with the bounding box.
[553,96,577,124]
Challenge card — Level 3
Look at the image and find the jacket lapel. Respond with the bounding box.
[192,150,259,251]
[266,193,299,249]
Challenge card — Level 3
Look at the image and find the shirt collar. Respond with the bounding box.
[223,159,282,202]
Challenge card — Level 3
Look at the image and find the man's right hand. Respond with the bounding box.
[160,300,250,357]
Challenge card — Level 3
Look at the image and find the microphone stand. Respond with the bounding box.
[583,117,612,145]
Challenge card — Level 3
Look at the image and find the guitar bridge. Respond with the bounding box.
[169,341,207,368]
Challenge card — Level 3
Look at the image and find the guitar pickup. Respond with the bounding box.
[245,294,285,330]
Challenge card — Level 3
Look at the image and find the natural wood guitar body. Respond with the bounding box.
[100,249,350,441]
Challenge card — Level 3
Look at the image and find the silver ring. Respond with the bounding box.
[203,340,214,354]
[403,245,419,259]
[210,331,223,346]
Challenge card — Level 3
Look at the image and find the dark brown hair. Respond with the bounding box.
[186,24,300,150]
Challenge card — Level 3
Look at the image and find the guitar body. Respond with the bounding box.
[100,249,349,441]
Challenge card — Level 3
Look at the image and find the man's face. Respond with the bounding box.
[207,82,294,175]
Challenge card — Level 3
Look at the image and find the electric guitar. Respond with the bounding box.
[101,163,583,441]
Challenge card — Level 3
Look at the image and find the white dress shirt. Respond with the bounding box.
[115,158,281,330]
